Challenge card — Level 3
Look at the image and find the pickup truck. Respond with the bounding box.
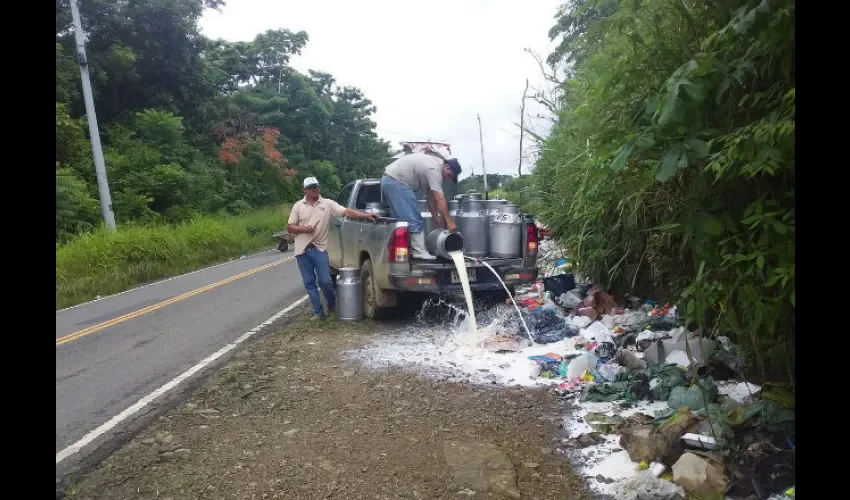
[328,178,540,319]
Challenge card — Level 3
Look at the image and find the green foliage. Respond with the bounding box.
[102,110,197,223]
[56,168,100,241]
[461,175,537,212]
[457,174,516,194]
[56,43,79,105]
[535,0,794,380]
[301,160,343,195]
[56,205,290,309]
[56,102,91,176]
[57,0,220,126]
[55,0,391,243]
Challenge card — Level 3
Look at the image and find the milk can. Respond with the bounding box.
[364,202,387,218]
[488,204,522,258]
[457,198,488,257]
[448,199,459,219]
[483,199,509,254]
[336,267,363,321]
[426,229,466,259]
[484,199,509,222]
[418,199,436,235]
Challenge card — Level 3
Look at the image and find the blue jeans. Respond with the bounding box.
[296,247,335,316]
[381,175,424,233]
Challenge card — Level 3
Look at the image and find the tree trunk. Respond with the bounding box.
[519,78,528,176]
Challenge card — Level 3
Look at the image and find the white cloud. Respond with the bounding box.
[199,0,563,177]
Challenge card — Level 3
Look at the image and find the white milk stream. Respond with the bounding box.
[473,258,534,343]
[448,250,478,343]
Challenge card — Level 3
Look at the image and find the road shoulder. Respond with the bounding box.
[64,314,590,500]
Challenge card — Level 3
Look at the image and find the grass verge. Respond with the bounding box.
[56,205,291,310]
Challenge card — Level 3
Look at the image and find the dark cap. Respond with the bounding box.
[445,158,462,183]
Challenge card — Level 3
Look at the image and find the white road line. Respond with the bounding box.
[56,294,309,465]
[56,248,282,313]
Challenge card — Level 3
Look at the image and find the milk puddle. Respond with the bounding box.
[345,298,664,498]
[347,301,584,387]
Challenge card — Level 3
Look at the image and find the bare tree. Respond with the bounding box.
[519,78,528,177]
[523,48,566,122]
[510,49,567,169]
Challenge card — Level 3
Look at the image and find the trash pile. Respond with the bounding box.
[486,236,797,500]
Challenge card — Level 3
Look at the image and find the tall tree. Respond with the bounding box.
[56,0,224,127]
[55,0,391,239]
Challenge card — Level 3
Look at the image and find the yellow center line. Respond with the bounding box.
[56,256,295,347]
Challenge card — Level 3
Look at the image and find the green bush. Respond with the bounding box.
[56,205,290,310]
[535,0,794,381]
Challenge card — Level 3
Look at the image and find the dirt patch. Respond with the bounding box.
[67,313,591,500]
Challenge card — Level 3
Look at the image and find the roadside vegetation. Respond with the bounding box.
[56,0,393,307]
[532,0,794,381]
[56,205,289,310]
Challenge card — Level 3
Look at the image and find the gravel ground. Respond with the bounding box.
[65,311,591,500]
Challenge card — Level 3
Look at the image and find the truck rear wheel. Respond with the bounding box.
[361,258,385,320]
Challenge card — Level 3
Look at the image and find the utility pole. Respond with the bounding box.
[477,113,488,199]
[70,0,116,231]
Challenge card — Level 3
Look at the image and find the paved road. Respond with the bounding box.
[56,249,307,470]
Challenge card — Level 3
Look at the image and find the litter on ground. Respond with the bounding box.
[348,234,794,500]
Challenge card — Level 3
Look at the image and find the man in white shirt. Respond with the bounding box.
[287,176,376,319]
[381,152,462,259]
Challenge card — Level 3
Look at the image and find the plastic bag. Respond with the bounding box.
[722,382,761,404]
[598,361,623,382]
[566,351,599,379]
[596,342,617,362]
[566,315,593,329]
[602,310,650,330]
[542,294,561,311]
[582,321,613,342]
[649,366,686,401]
[668,378,718,411]
[636,330,667,342]
[543,273,575,297]
[665,350,692,368]
[561,290,584,309]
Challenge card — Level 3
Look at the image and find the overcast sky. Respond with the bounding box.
[199,0,563,179]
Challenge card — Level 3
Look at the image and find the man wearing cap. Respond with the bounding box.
[380,152,462,260]
[288,176,377,320]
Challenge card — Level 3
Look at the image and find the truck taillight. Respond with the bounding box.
[526,223,538,256]
[388,227,409,263]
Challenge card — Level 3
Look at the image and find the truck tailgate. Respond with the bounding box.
[391,257,537,294]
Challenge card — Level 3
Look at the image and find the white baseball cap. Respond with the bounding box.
[303,176,320,188]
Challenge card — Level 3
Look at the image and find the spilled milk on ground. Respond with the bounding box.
[447,249,534,346]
